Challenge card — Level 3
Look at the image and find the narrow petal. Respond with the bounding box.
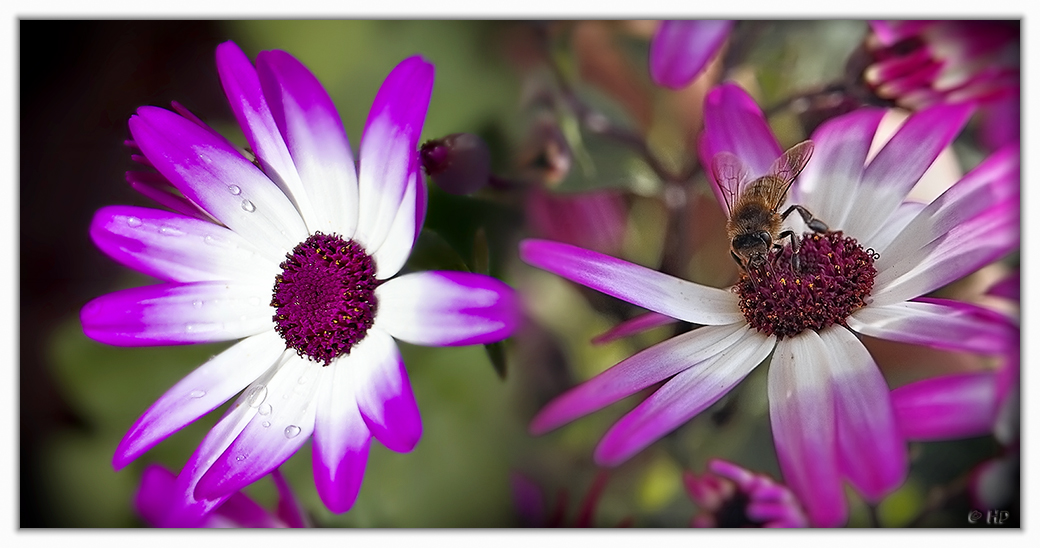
[374,271,519,347]
[81,281,274,346]
[90,205,279,284]
[769,332,846,527]
[530,323,754,434]
[195,355,324,500]
[891,372,999,441]
[271,469,310,528]
[822,327,907,502]
[113,331,287,469]
[370,158,421,279]
[213,489,282,528]
[350,329,421,453]
[313,359,371,513]
[256,49,360,237]
[649,20,732,89]
[793,108,886,229]
[520,239,743,325]
[215,41,319,230]
[591,311,679,345]
[700,83,782,178]
[594,328,775,465]
[128,105,307,260]
[126,170,212,221]
[844,102,974,242]
[134,464,179,527]
[848,298,1018,355]
[861,201,926,254]
[355,56,434,252]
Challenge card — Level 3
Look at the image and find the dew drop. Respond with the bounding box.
[241,200,256,212]
[246,385,269,408]
[227,184,242,195]
[189,390,206,398]
[248,296,261,307]
[284,425,301,439]
[236,454,245,462]
[297,375,308,385]
[192,300,203,309]
[126,216,142,228]
[204,235,217,246]
[258,403,272,416]
[185,324,196,333]
[158,225,184,236]
[262,421,271,428]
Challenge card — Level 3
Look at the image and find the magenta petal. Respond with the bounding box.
[271,469,309,528]
[769,333,846,527]
[128,105,307,259]
[256,49,360,236]
[114,332,287,469]
[891,372,999,441]
[520,239,742,325]
[375,270,519,347]
[194,355,322,500]
[355,56,434,252]
[134,464,179,527]
[349,329,422,453]
[212,489,281,528]
[90,205,277,284]
[530,323,752,435]
[81,281,273,347]
[594,328,774,466]
[822,327,907,502]
[313,361,371,513]
[700,83,783,179]
[591,311,678,345]
[126,170,212,221]
[649,20,732,89]
[848,298,1018,355]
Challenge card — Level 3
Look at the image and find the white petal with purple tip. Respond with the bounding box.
[313,358,372,513]
[350,329,422,453]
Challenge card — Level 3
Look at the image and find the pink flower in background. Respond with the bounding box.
[685,459,807,528]
[520,82,1018,526]
[650,20,733,89]
[526,186,629,257]
[136,465,308,528]
[81,41,519,519]
[863,20,1020,150]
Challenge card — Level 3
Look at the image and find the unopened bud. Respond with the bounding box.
[420,133,491,195]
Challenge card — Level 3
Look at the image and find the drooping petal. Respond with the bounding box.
[128,105,308,261]
[843,102,974,242]
[530,322,754,435]
[649,20,732,89]
[312,358,371,514]
[700,83,783,180]
[113,331,288,469]
[594,327,775,466]
[134,464,180,527]
[90,205,279,284]
[355,56,434,252]
[591,311,679,345]
[891,372,999,441]
[822,326,907,502]
[848,298,1018,355]
[211,487,283,528]
[349,328,421,453]
[194,355,324,500]
[520,239,743,325]
[374,271,519,347]
[256,49,360,237]
[81,281,274,347]
[271,469,310,528]
[215,41,318,230]
[768,332,846,527]
[126,170,212,222]
[793,108,886,229]
[370,157,421,279]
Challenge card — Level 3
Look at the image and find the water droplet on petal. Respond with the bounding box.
[248,296,261,307]
[204,235,217,246]
[158,225,184,236]
[246,385,268,408]
[236,454,245,462]
[227,184,242,195]
[189,390,206,398]
[126,216,142,228]
[192,300,203,309]
[258,403,272,416]
[185,324,196,333]
[261,421,271,428]
[297,375,307,385]
[241,200,256,212]
[284,425,301,439]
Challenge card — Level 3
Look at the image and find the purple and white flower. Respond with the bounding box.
[649,20,733,90]
[81,41,519,519]
[519,82,1018,526]
[684,459,807,528]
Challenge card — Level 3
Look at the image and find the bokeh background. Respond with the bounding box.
[19,19,1018,528]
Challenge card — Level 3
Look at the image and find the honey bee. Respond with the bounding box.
[711,140,828,273]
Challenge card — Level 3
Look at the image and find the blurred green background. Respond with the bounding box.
[20,20,1014,528]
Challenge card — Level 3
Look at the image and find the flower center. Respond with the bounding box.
[271,232,378,365]
[734,231,876,339]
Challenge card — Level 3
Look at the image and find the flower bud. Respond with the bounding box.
[420,133,492,195]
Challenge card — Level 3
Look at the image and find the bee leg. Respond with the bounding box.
[781,205,829,233]
[777,229,802,272]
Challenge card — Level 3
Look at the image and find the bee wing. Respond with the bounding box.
[765,140,814,210]
[710,151,751,217]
